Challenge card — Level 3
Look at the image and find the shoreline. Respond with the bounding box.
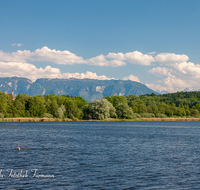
[102,117,200,122]
[0,117,200,122]
[0,117,73,122]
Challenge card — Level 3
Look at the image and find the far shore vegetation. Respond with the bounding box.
[0,91,200,122]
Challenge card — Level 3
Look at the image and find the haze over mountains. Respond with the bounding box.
[182,88,200,92]
[0,77,159,102]
[156,88,200,95]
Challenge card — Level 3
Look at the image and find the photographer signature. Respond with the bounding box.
[0,169,54,178]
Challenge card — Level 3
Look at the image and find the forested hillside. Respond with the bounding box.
[0,91,200,119]
[127,91,200,108]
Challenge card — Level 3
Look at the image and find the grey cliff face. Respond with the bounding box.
[0,77,158,102]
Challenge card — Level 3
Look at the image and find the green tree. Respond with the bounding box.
[27,96,47,117]
[87,99,116,120]
[50,99,58,116]
[0,92,9,115]
[130,101,138,113]
[190,109,199,116]
[64,99,84,119]
[112,95,127,108]
[55,104,66,118]
[137,102,147,114]
[103,96,113,105]
[158,103,166,114]
[149,102,158,114]
[75,96,87,109]
[116,103,134,119]
[176,108,186,117]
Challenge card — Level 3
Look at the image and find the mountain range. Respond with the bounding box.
[182,88,200,92]
[156,88,200,95]
[0,77,158,102]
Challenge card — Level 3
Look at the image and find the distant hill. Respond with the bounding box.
[182,88,200,92]
[0,77,158,102]
[156,90,169,94]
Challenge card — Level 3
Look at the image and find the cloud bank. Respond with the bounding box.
[123,75,140,82]
[154,53,189,64]
[0,46,156,67]
[147,53,200,92]
[0,46,200,92]
[0,61,115,82]
[106,51,155,65]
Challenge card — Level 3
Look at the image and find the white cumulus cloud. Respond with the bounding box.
[149,67,172,77]
[1,47,128,67]
[146,75,189,93]
[88,54,126,67]
[125,51,155,65]
[0,47,158,67]
[155,53,189,64]
[148,61,200,92]
[31,46,87,65]
[0,50,31,62]
[107,51,155,65]
[0,47,87,65]
[11,43,22,47]
[1,47,200,93]
[148,52,156,55]
[123,75,140,82]
[0,61,115,82]
[172,61,200,76]
[106,52,125,60]
[62,71,115,80]
[148,51,200,92]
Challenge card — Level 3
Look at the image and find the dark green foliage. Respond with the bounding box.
[0,92,9,115]
[140,113,155,118]
[103,96,113,105]
[41,113,53,118]
[0,92,85,119]
[13,94,30,117]
[27,96,47,117]
[132,113,141,118]
[155,113,167,118]
[125,91,200,117]
[116,103,134,119]
[1,90,200,119]
[0,113,4,118]
[75,96,87,109]
[137,102,147,114]
[127,91,200,108]
[112,96,127,108]
[190,109,199,116]
[64,99,84,119]
[129,101,138,113]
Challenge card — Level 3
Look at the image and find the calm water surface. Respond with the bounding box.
[0,121,200,189]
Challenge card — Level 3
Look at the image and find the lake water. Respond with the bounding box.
[0,121,200,189]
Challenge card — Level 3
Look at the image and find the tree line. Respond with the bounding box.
[0,91,200,119]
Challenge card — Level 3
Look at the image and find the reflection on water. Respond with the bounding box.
[0,121,200,189]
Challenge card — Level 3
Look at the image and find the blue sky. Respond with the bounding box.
[0,0,200,92]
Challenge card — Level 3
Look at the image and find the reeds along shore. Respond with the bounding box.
[0,117,73,122]
[0,117,200,122]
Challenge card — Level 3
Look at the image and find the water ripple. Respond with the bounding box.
[0,121,200,189]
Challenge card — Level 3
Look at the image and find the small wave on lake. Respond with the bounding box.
[0,121,200,189]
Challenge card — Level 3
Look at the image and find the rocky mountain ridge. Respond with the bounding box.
[0,77,158,102]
